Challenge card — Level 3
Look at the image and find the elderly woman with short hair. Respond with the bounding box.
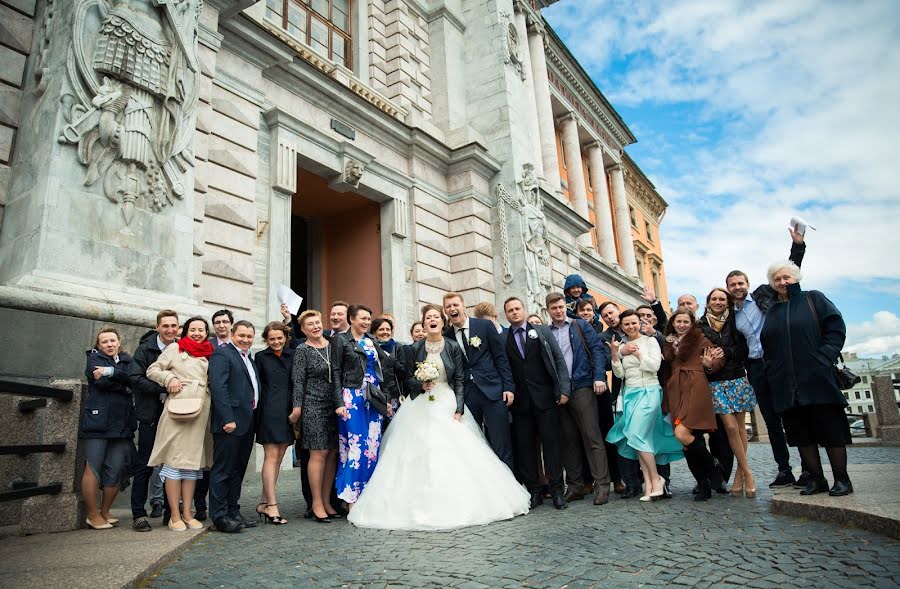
[760,261,851,496]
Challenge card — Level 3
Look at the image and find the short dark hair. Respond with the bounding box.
[421,304,446,325]
[545,292,565,307]
[409,321,423,337]
[211,309,233,324]
[726,270,749,285]
[370,317,393,336]
[635,304,654,314]
[182,316,210,338]
[262,321,291,341]
[575,299,595,313]
[156,309,179,325]
[348,304,373,321]
[95,326,122,348]
[619,309,639,324]
[231,319,255,334]
[330,300,349,312]
[503,296,524,311]
[664,307,697,337]
[597,301,619,315]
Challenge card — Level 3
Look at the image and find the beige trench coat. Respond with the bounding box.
[147,343,213,470]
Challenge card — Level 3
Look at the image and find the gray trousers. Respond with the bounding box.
[150,465,164,504]
[560,387,611,488]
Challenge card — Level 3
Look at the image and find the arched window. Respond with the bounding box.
[267,0,352,68]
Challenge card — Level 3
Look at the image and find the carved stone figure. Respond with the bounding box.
[499,11,526,81]
[518,164,552,314]
[59,0,202,225]
[344,159,364,187]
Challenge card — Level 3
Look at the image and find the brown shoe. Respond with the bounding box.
[613,480,626,494]
[563,488,585,502]
[593,489,610,505]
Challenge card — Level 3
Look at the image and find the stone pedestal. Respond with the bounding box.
[751,404,768,442]
[873,374,900,444]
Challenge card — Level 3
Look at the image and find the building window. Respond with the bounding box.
[267,0,352,68]
[635,256,644,281]
[652,269,661,298]
[645,221,653,242]
[854,391,861,399]
[629,206,637,227]
[865,390,871,398]
[862,376,868,383]
[586,160,593,189]
[559,137,567,169]
[843,392,849,399]
[868,405,874,412]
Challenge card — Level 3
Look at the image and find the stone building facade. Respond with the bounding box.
[0,0,670,381]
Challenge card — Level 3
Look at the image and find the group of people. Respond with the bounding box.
[78,228,854,534]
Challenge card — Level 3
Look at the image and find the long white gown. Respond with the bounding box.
[347,348,530,530]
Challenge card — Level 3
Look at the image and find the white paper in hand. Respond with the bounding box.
[790,216,816,236]
[277,284,304,315]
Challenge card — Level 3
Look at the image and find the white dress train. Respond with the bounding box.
[347,350,530,530]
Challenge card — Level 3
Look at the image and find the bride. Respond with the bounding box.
[347,304,530,530]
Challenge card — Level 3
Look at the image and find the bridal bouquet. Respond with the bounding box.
[415,360,440,401]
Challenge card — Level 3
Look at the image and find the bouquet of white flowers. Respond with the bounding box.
[415,360,440,401]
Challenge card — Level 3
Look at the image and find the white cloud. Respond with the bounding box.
[543,0,900,310]
[845,311,900,358]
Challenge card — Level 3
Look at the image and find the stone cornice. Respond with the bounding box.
[544,25,636,148]
[578,249,644,298]
[623,153,667,222]
[542,188,594,237]
[423,2,466,34]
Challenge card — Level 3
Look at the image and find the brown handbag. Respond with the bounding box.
[166,380,204,421]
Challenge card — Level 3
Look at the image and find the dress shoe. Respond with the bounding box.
[793,471,811,489]
[213,517,244,533]
[593,489,609,505]
[799,477,830,496]
[694,480,712,502]
[234,514,258,528]
[563,488,585,502]
[303,508,314,520]
[661,481,673,499]
[620,486,640,499]
[149,503,164,519]
[710,461,727,494]
[529,492,544,509]
[132,516,152,532]
[86,517,113,530]
[551,494,568,510]
[613,480,626,494]
[829,480,854,497]
[769,470,796,488]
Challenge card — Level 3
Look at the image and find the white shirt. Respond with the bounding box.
[231,342,259,408]
[453,317,471,357]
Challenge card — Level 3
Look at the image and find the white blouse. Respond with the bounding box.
[611,335,662,389]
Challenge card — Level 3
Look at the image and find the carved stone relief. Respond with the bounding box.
[343,159,364,188]
[32,0,55,96]
[495,163,553,314]
[58,0,203,225]
[499,11,526,81]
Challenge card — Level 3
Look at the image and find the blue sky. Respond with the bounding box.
[543,0,900,358]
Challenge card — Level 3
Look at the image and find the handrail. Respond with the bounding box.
[0,443,66,456]
[0,380,74,401]
[0,483,63,503]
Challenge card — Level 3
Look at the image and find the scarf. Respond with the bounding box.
[379,338,397,354]
[178,337,214,358]
[705,308,730,333]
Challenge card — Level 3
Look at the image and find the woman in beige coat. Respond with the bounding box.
[147,317,214,531]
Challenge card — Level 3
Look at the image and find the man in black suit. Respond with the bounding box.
[503,296,571,510]
[208,320,260,533]
[443,292,516,470]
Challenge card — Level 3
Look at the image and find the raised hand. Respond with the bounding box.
[641,285,657,303]
[606,334,621,359]
[280,303,291,321]
[789,224,805,244]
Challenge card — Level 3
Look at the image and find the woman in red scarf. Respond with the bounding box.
[147,317,215,531]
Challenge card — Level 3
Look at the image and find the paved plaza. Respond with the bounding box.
[147,445,900,589]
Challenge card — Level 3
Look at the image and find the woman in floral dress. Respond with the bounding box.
[331,304,397,507]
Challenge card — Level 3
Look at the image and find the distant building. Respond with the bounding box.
[841,353,900,416]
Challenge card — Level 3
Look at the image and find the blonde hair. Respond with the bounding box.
[298,309,322,330]
[473,301,497,320]
[442,291,464,304]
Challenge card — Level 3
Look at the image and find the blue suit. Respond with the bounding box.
[208,344,259,524]
[445,316,515,469]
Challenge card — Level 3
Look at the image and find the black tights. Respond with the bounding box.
[796,445,849,483]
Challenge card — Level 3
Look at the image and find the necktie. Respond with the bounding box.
[516,327,526,358]
[242,351,257,409]
[457,327,468,359]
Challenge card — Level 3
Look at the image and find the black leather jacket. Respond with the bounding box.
[699,314,749,382]
[403,337,466,414]
[331,332,399,401]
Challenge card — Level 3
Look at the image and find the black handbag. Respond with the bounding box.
[806,296,860,390]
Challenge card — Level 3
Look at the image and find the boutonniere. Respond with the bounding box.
[469,336,482,349]
[528,330,538,340]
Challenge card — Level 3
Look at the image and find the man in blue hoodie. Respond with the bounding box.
[563,274,599,324]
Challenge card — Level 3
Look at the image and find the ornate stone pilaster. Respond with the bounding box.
[586,143,617,262]
[557,113,591,247]
[265,115,301,320]
[527,23,561,193]
[513,7,543,178]
[609,163,638,275]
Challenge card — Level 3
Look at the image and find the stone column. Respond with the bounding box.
[527,23,561,192]
[873,374,900,443]
[586,143,617,262]
[557,113,591,248]
[513,7,543,178]
[609,163,638,274]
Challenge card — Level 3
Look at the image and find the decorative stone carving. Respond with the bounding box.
[499,12,526,81]
[495,163,553,314]
[32,0,55,96]
[58,0,203,225]
[343,159,365,188]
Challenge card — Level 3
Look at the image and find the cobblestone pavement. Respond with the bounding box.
[148,445,900,588]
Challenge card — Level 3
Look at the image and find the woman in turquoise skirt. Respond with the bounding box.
[606,310,683,501]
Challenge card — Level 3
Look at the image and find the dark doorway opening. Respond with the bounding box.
[290,215,310,316]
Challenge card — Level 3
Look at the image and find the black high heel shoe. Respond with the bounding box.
[311,509,332,524]
[264,503,288,525]
[256,502,268,523]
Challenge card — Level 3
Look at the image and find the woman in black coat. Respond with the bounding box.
[760,261,851,496]
[254,322,296,524]
[80,327,135,529]
[699,287,757,497]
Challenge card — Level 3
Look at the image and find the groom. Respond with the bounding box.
[443,291,515,470]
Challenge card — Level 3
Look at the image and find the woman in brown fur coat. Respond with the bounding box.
[663,307,725,501]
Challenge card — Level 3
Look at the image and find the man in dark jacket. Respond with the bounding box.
[547,293,612,506]
[128,310,178,532]
[726,228,806,488]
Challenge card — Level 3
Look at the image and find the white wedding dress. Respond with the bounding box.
[348,348,530,530]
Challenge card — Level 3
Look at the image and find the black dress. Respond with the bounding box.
[255,347,295,444]
[292,341,342,450]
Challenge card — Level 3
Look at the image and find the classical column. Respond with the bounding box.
[586,143,617,262]
[527,23,561,193]
[609,163,638,274]
[557,113,592,247]
[513,8,543,177]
